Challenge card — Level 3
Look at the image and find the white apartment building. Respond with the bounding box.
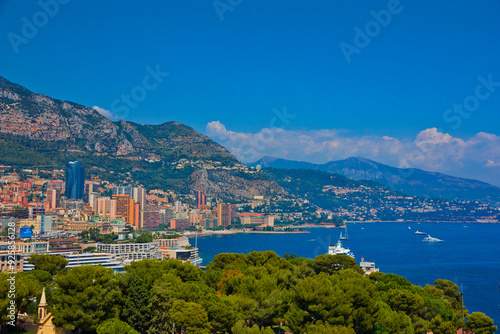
[96,242,162,261]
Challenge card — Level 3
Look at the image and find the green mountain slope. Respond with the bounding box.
[262,168,498,222]
[0,76,282,199]
[251,156,500,207]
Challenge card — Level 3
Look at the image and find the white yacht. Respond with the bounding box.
[414,230,426,235]
[328,239,355,258]
[190,230,203,266]
[422,235,444,243]
[189,256,203,266]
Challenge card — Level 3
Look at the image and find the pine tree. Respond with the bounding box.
[121,276,151,334]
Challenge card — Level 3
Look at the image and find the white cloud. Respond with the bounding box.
[206,121,500,186]
[486,160,500,168]
[92,106,120,121]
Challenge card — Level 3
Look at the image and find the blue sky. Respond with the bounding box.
[1,1,500,185]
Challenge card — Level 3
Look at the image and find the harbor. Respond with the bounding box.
[196,222,500,324]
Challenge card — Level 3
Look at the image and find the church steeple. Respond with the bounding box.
[38,287,47,320]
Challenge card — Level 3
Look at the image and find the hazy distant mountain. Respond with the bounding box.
[250,156,500,207]
[0,76,284,200]
[260,167,499,222]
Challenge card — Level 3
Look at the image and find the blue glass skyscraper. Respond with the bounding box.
[65,161,85,200]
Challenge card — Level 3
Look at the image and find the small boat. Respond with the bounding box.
[190,257,203,266]
[339,225,349,240]
[408,226,411,230]
[422,235,444,243]
[328,239,355,258]
[414,230,426,235]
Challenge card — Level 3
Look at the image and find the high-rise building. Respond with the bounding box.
[84,181,99,203]
[112,186,145,210]
[196,190,207,209]
[133,203,140,229]
[95,197,117,219]
[114,194,131,220]
[47,189,61,209]
[231,204,237,221]
[112,186,133,197]
[217,203,232,227]
[88,192,100,210]
[189,211,200,226]
[113,194,136,227]
[65,161,85,200]
[133,187,145,210]
[142,205,167,230]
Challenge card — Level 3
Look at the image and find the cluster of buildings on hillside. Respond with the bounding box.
[0,161,279,273]
[171,158,251,172]
[3,159,495,275]
[320,184,499,222]
[0,162,276,234]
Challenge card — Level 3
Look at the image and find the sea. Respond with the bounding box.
[196,222,500,325]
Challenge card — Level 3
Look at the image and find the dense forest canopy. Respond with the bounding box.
[0,252,496,334]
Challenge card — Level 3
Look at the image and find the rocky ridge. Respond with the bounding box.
[0,76,283,200]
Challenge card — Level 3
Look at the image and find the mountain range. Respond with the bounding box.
[1,75,499,209]
[0,76,283,200]
[250,156,500,207]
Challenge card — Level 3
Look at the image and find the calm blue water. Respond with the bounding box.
[196,223,500,325]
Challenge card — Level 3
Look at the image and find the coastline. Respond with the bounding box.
[241,230,310,234]
[185,229,310,237]
[184,220,499,238]
[344,220,499,224]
